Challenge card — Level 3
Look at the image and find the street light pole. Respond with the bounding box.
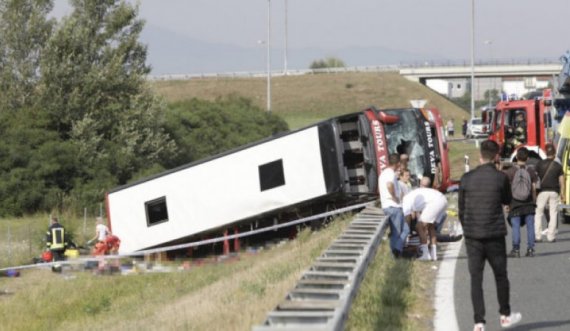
[484,40,493,107]
[266,0,272,112]
[470,0,475,120]
[284,0,288,75]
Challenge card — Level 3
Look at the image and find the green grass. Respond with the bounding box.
[0,215,98,268]
[448,139,482,179]
[346,242,436,331]
[0,219,351,331]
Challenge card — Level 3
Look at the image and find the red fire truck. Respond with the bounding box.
[484,52,570,162]
[484,95,570,162]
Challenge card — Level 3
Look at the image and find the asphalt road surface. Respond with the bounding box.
[454,221,570,331]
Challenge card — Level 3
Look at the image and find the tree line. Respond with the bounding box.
[0,0,287,216]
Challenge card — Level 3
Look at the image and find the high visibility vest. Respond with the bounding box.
[50,227,65,250]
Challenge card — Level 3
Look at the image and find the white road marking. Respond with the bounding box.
[434,240,463,331]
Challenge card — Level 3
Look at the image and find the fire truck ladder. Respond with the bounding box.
[253,206,388,331]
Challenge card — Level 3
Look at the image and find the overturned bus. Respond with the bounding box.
[106,106,452,253]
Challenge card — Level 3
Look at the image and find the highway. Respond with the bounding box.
[453,221,570,330]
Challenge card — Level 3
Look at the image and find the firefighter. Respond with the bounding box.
[45,217,67,262]
[505,112,527,155]
[513,112,527,145]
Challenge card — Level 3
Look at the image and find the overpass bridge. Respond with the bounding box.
[400,63,563,83]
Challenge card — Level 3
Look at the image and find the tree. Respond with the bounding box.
[309,57,346,69]
[0,0,55,111]
[39,0,176,185]
[163,96,289,167]
[0,0,177,215]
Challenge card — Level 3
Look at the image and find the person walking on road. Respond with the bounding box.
[379,153,410,258]
[503,147,538,257]
[534,143,565,242]
[459,140,522,331]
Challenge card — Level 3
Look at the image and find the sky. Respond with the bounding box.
[51,0,570,75]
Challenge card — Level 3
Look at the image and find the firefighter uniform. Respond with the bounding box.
[46,220,66,261]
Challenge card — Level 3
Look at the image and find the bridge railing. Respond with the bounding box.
[147,57,562,81]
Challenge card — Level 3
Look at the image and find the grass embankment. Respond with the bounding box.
[152,72,469,130]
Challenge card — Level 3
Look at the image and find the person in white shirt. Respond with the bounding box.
[379,153,410,258]
[403,177,448,261]
[89,216,110,244]
[398,168,413,199]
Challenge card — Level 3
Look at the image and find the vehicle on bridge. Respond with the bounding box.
[106,107,452,254]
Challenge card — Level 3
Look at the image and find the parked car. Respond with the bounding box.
[466,117,488,138]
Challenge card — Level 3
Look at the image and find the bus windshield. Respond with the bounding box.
[383,109,432,182]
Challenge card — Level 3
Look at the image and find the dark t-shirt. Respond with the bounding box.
[504,164,538,216]
[535,159,563,193]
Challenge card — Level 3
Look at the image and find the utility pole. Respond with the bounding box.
[470,0,475,119]
[484,40,494,107]
[284,0,288,75]
[266,0,272,112]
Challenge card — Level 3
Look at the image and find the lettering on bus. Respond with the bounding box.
[424,121,437,174]
[371,120,388,170]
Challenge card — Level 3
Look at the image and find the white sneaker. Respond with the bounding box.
[418,253,431,261]
[473,323,485,331]
[417,245,431,261]
[500,312,522,328]
[430,245,438,261]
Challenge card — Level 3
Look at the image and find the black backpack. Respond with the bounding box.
[511,166,531,200]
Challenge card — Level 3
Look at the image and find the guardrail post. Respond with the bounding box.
[223,229,230,255]
[233,227,240,252]
[464,155,470,173]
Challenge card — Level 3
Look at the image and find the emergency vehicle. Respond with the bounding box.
[557,113,570,223]
[483,51,570,162]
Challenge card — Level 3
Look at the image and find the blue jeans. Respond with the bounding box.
[511,214,535,250]
[383,207,410,254]
[435,213,447,234]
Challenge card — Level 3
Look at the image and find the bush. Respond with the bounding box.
[310,57,346,69]
[163,95,289,168]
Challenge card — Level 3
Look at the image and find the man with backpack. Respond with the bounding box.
[503,147,538,257]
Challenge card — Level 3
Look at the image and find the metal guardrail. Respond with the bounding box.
[147,65,400,81]
[147,58,561,82]
[253,206,388,331]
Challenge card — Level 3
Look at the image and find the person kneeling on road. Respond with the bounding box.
[402,177,448,261]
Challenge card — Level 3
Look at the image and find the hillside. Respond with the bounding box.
[151,72,468,129]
